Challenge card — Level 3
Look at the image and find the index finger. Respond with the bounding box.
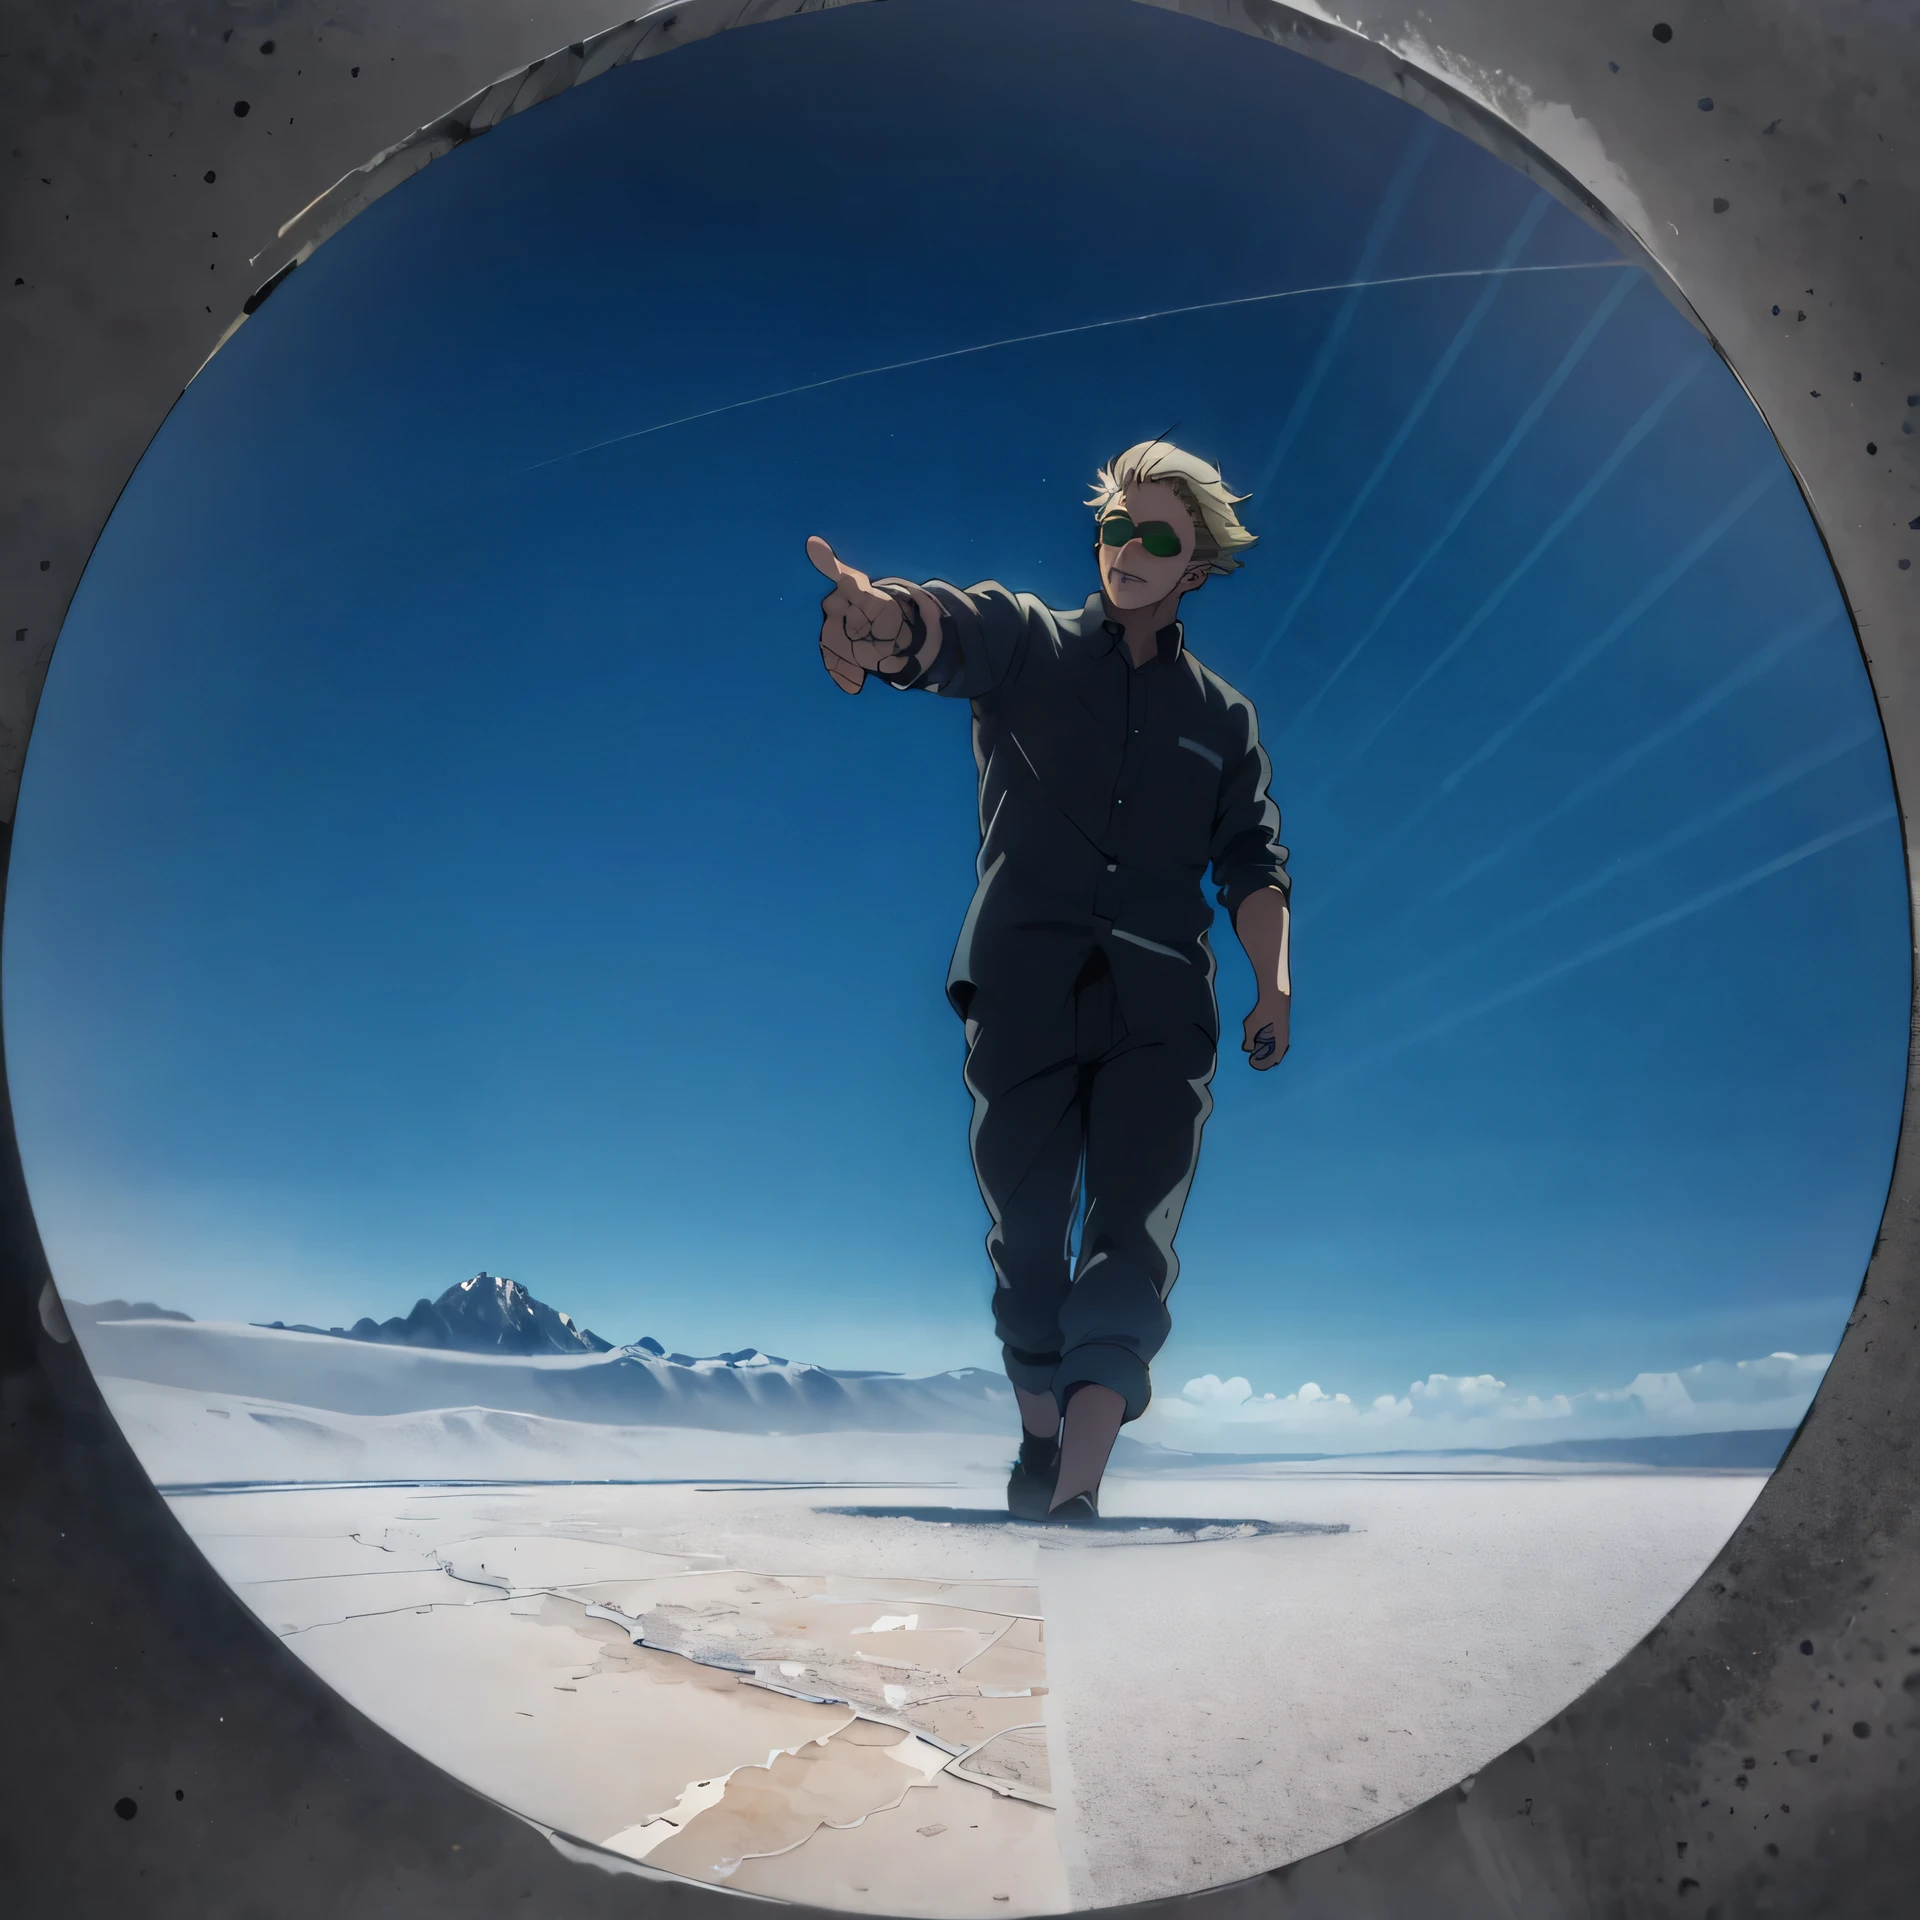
[806,535,856,586]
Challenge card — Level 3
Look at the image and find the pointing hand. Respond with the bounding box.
[807,535,941,694]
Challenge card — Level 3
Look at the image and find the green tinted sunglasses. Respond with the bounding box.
[1098,513,1185,559]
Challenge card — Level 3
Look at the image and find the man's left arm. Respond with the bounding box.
[1210,699,1292,1072]
[1231,885,1290,1070]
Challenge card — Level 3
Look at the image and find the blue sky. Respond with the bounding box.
[5,0,1906,1426]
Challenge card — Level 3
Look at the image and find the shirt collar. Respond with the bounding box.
[1077,593,1185,665]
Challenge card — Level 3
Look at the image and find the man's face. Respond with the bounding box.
[1095,479,1209,611]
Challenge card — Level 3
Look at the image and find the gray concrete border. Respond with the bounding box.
[2,2,1914,1914]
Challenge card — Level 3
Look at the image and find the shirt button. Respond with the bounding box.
[1106,862,1117,872]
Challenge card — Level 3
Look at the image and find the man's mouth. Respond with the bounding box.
[1111,567,1146,587]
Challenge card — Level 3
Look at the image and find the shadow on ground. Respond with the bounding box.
[815,1506,1350,1543]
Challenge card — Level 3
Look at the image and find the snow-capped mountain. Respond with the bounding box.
[71,1289,1012,1436]
[260,1272,614,1356]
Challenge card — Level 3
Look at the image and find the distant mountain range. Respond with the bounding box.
[257,1272,621,1357]
[63,1281,1798,1467]
[69,1279,1011,1435]
[66,1297,194,1327]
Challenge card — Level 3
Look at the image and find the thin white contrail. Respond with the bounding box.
[1299,805,1898,1095]
[1247,117,1442,502]
[521,258,1635,475]
[1248,192,1554,677]
[1275,265,1642,747]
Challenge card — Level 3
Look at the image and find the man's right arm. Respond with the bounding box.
[806,535,1029,701]
[871,579,1032,701]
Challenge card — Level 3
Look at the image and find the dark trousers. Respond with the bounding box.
[961,947,1217,1423]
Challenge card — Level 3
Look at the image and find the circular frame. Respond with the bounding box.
[3,2,1914,1913]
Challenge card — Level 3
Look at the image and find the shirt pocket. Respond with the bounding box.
[1137,734,1222,866]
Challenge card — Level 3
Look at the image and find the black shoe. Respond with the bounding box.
[1007,1431,1060,1519]
[1045,1491,1100,1526]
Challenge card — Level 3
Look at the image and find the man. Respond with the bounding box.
[808,440,1291,1522]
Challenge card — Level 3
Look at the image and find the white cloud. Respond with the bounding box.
[1180,1374,1253,1409]
[1179,1374,1352,1419]
[1136,1350,1832,1453]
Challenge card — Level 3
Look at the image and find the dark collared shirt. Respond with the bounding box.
[880,582,1289,1023]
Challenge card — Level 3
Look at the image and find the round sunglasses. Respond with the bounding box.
[1098,513,1186,560]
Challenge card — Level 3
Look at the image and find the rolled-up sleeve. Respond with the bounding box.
[875,579,1033,701]
[1210,695,1290,919]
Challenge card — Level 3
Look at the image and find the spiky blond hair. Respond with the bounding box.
[1085,440,1257,576]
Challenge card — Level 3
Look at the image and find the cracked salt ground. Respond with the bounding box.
[612,1721,954,1874]
[171,1482,1071,1914]
[163,1463,1768,1911]
[951,1723,1052,1799]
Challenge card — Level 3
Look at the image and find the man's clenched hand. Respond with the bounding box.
[808,535,941,694]
[1242,993,1291,1072]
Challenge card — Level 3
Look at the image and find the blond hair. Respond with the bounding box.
[1085,440,1256,576]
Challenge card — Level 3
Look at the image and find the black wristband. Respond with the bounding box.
[875,586,928,676]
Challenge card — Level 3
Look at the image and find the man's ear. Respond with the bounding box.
[1182,565,1209,593]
